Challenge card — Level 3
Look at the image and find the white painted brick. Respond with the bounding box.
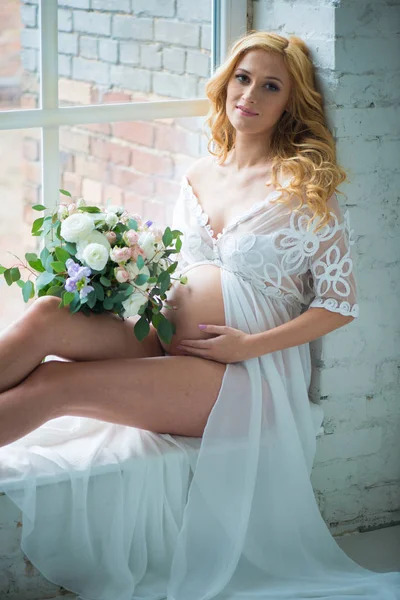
[59,0,90,8]
[80,35,98,59]
[59,32,78,55]
[336,37,400,73]
[119,42,140,65]
[155,19,200,47]
[163,47,185,73]
[140,43,162,70]
[58,8,73,32]
[132,0,175,17]
[73,10,111,36]
[112,15,153,40]
[201,24,211,51]
[110,65,151,92]
[98,39,119,63]
[316,427,383,462]
[186,49,210,78]
[153,71,197,99]
[92,0,130,11]
[318,363,377,397]
[335,72,400,108]
[21,48,38,72]
[21,3,37,28]
[177,0,211,22]
[58,54,72,78]
[334,107,400,138]
[72,57,109,85]
[21,28,39,49]
[336,5,400,38]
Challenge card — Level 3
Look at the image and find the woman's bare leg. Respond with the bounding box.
[0,295,165,394]
[0,355,227,447]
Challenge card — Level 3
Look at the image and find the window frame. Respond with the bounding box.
[0,0,247,209]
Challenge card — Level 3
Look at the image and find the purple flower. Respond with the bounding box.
[145,220,153,227]
[65,278,78,292]
[79,284,94,299]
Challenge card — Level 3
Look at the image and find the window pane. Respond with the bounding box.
[0,0,40,111]
[55,0,212,106]
[0,128,42,332]
[59,116,208,226]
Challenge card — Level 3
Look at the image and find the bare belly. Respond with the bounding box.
[159,264,226,355]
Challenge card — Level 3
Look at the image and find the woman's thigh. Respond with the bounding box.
[31,355,228,437]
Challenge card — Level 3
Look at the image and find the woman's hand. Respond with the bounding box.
[177,325,254,364]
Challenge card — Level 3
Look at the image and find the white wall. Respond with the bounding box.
[252,0,400,534]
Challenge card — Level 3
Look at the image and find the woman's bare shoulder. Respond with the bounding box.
[185,155,215,186]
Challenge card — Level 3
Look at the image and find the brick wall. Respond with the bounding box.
[19,0,212,228]
[253,0,400,534]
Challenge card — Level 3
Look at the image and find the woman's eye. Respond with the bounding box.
[235,75,279,92]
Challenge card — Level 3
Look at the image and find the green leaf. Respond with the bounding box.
[32,204,47,211]
[10,267,21,282]
[22,280,34,302]
[79,206,101,213]
[47,285,63,297]
[92,282,105,302]
[86,290,97,309]
[50,261,65,273]
[4,269,12,286]
[103,296,114,310]
[16,279,25,288]
[29,259,45,272]
[45,254,55,273]
[55,247,70,263]
[40,247,50,265]
[136,254,144,270]
[134,316,150,342]
[156,314,174,345]
[70,293,81,313]
[100,276,111,287]
[62,291,75,306]
[31,217,44,234]
[134,273,149,286]
[162,227,173,247]
[59,189,72,197]
[25,252,38,263]
[0,265,6,275]
[64,242,77,256]
[127,218,138,231]
[36,271,56,290]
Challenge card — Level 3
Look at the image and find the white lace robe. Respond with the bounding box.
[0,176,399,600]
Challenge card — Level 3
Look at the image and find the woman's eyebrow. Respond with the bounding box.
[235,68,283,84]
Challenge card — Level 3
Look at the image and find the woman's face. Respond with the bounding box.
[226,48,292,135]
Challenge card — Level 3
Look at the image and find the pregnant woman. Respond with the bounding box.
[1,31,399,600]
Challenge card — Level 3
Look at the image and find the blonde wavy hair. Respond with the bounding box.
[204,31,347,232]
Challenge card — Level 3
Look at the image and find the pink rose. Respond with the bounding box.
[68,203,78,215]
[105,231,117,245]
[130,245,146,261]
[114,267,130,283]
[123,229,139,246]
[110,246,132,263]
[131,213,142,224]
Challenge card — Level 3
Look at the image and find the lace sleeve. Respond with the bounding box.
[307,196,359,318]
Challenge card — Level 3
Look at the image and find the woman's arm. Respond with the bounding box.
[248,307,354,358]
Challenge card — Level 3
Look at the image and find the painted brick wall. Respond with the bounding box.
[253,0,400,535]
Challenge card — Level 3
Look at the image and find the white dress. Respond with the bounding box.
[0,175,399,600]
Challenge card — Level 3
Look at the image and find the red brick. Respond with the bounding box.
[60,128,90,154]
[111,167,154,195]
[112,121,154,146]
[123,192,144,215]
[24,161,41,185]
[109,142,131,166]
[81,179,103,204]
[90,137,111,161]
[155,123,199,157]
[102,91,132,104]
[62,172,82,198]
[75,155,109,182]
[131,149,174,178]
[23,139,40,161]
[80,122,111,136]
[154,178,181,202]
[141,200,166,228]
[59,79,93,105]
[20,94,38,109]
[102,184,123,205]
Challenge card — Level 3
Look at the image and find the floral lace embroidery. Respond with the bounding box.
[310,297,359,318]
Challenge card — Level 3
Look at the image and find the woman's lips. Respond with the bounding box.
[236,106,258,117]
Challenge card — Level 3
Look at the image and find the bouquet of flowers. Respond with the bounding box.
[0,189,187,345]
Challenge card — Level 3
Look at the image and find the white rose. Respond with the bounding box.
[106,205,123,216]
[105,213,119,229]
[76,230,111,261]
[60,213,94,243]
[122,291,148,318]
[125,263,150,290]
[138,231,157,261]
[82,243,109,271]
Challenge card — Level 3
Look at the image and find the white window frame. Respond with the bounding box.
[0,0,247,210]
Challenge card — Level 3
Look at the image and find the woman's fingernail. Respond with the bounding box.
[198,324,207,330]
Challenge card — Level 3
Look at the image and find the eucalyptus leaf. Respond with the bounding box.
[59,189,72,197]
[10,267,21,282]
[22,280,34,302]
[36,271,56,290]
[32,204,47,211]
[134,316,150,342]
[100,276,111,287]
[55,247,70,263]
[31,217,44,234]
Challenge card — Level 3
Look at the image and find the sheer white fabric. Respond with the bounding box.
[0,175,399,600]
